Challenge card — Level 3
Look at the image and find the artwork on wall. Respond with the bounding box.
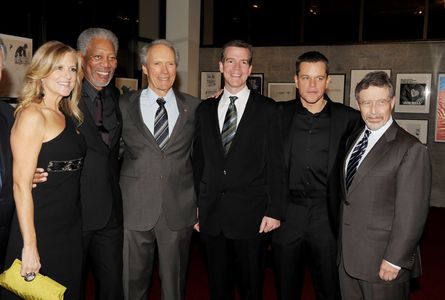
[396,119,428,144]
[115,77,138,95]
[200,71,222,99]
[326,74,345,103]
[395,73,431,113]
[435,74,445,142]
[0,33,33,99]
[247,73,264,95]
[349,69,391,110]
[267,82,296,102]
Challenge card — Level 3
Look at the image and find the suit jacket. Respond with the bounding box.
[340,121,431,283]
[277,96,362,237]
[78,84,123,231]
[0,101,14,270]
[119,89,200,231]
[194,91,286,239]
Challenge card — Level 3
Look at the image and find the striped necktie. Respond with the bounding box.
[154,98,169,151]
[221,96,238,155]
[345,129,371,189]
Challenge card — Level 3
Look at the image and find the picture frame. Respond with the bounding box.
[396,119,428,144]
[349,69,391,110]
[435,74,445,142]
[200,71,222,99]
[395,73,431,113]
[247,73,264,95]
[327,74,345,103]
[267,82,296,102]
[115,77,138,95]
[0,33,33,99]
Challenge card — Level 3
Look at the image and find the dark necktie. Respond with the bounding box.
[345,129,371,189]
[154,98,169,151]
[221,96,238,155]
[94,92,109,145]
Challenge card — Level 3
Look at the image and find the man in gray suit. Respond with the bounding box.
[119,39,199,300]
[339,71,431,300]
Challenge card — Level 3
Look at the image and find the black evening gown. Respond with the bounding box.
[2,116,85,300]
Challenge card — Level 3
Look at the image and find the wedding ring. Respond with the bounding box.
[24,272,36,282]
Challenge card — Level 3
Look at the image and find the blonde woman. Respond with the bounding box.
[2,41,85,300]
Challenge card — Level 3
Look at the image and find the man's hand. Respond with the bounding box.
[259,216,280,233]
[379,259,400,281]
[193,208,200,232]
[32,168,48,188]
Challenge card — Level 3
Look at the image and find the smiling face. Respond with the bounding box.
[219,46,252,94]
[41,52,78,100]
[82,37,117,90]
[142,44,177,97]
[357,85,395,131]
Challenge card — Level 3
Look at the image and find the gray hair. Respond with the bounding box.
[77,28,119,55]
[139,39,180,66]
[355,71,395,100]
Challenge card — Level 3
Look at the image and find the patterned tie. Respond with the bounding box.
[94,91,109,145]
[154,98,169,151]
[221,96,238,155]
[345,129,371,189]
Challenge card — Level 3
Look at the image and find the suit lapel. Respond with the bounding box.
[127,90,158,146]
[168,91,188,148]
[347,123,398,194]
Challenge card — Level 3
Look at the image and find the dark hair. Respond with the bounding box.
[295,51,329,75]
[220,40,253,65]
[355,71,395,100]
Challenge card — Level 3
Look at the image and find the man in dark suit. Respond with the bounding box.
[339,71,431,300]
[36,28,124,299]
[272,51,363,300]
[120,39,199,300]
[193,40,286,300]
[0,38,15,271]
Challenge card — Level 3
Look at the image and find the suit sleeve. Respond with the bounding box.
[192,104,204,204]
[384,142,431,269]
[265,103,286,220]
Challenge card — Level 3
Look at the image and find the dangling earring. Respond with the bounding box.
[39,80,45,99]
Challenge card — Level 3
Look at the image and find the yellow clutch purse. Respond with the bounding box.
[0,259,66,300]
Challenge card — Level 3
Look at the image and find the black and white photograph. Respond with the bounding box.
[395,73,431,113]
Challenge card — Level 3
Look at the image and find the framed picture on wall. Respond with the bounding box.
[395,73,431,113]
[267,82,296,102]
[349,69,391,110]
[247,73,264,95]
[115,77,138,95]
[396,119,428,144]
[0,33,33,99]
[200,71,222,99]
[435,74,445,142]
[327,74,345,103]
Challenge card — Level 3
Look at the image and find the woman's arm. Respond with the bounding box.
[10,106,45,276]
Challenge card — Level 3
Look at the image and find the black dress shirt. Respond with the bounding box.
[289,100,331,198]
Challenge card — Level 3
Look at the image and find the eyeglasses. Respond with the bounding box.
[358,99,391,108]
[89,55,117,64]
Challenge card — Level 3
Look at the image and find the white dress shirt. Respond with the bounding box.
[217,86,250,132]
[140,87,180,136]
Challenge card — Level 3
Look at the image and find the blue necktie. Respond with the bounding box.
[345,129,371,189]
[154,98,169,151]
[221,96,238,155]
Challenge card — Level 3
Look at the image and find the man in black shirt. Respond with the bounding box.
[272,51,363,300]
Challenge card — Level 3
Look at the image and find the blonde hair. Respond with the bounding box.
[16,41,84,124]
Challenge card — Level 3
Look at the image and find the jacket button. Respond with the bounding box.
[344,200,350,206]
[223,170,227,175]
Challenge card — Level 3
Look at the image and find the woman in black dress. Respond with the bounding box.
[2,41,85,300]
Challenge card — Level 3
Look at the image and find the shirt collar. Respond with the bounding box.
[222,85,250,103]
[367,117,393,136]
[147,87,174,103]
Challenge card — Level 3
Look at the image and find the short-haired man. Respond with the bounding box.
[272,51,363,300]
[119,39,199,300]
[338,71,431,300]
[193,40,286,299]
